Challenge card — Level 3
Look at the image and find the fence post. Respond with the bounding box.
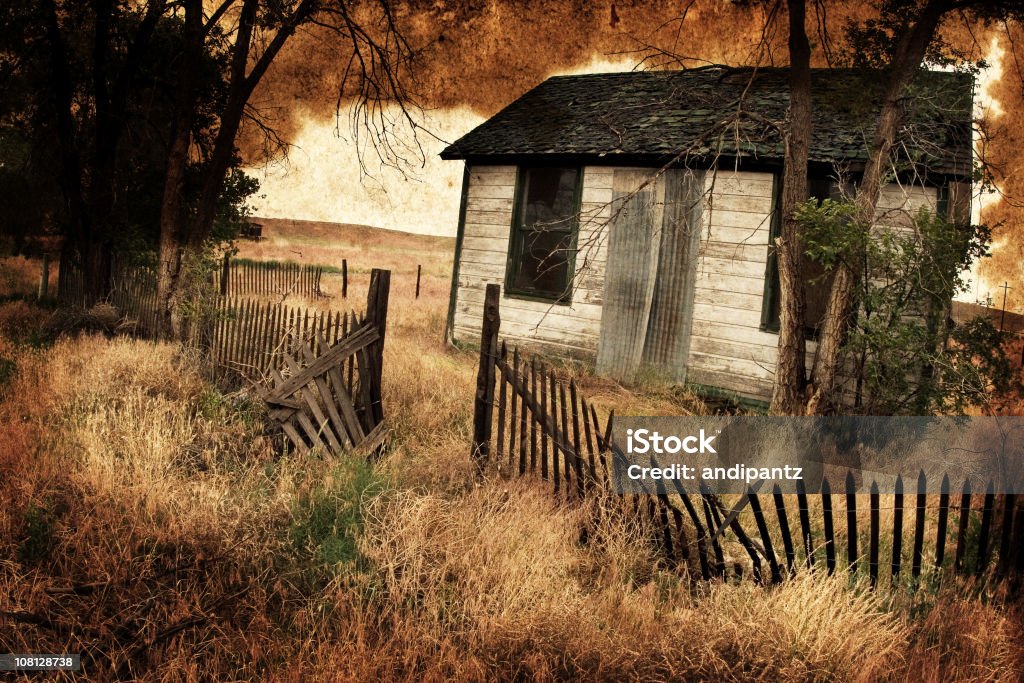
[416,264,421,299]
[365,268,391,424]
[220,253,230,296]
[342,259,348,298]
[472,283,501,467]
[37,254,50,300]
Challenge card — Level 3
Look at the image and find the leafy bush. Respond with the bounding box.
[798,200,1020,413]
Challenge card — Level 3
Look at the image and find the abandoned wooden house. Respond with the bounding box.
[441,66,973,404]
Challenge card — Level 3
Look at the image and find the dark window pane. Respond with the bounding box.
[522,168,579,231]
[763,173,842,335]
[508,166,580,300]
[802,254,833,333]
[511,229,573,295]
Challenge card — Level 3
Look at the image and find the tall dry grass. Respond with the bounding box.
[1,235,1022,680]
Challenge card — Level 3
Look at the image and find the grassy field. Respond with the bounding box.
[1,223,1022,681]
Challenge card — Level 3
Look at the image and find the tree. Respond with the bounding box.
[2,0,418,338]
[769,0,1024,414]
[154,0,417,339]
[0,1,259,295]
[770,0,811,414]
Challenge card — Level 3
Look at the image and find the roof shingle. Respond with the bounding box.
[440,66,973,176]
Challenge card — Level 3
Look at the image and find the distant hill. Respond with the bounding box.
[952,301,1024,335]
[232,217,455,282]
[249,217,454,252]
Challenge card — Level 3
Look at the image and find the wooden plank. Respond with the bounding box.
[495,341,508,467]
[846,472,858,573]
[976,481,994,577]
[539,364,549,480]
[954,480,972,574]
[569,381,584,495]
[668,480,711,580]
[466,197,514,213]
[349,421,390,460]
[268,325,378,400]
[516,349,527,475]
[870,481,880,587]
[700,491,726,577]
[748,491,783,584]
[912,471,927,578]
[692,301,765,328]
[356,346,376,432]
[559,380,575,496]
[299,341,354,450]
[704,207,773,231]
[529,360,538,474]
[507,346,519,472]
[471,283,500,464]
[693,288,766,314]
[580,395,597,484]
[797,479,814,568]
[270,368,320,450]
[316,330,366,445]
[773,485,796,576]
[283,355,345,455]
[892,475,904,580]
[935,473,950,569]
[819,479,835,573]
[707,193,773,214]
[997,493,1016,577]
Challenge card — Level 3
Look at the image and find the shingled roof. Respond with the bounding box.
[440,66,973,177]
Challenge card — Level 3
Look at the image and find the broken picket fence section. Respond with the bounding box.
[471,283,1024,591]
[257,268,390,458]
[58,251,390,458]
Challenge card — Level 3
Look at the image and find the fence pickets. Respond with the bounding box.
[58,250,390,457]
[471,283,1024,591]
[221,256,324,299]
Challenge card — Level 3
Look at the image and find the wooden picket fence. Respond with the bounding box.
[260,269,390,458]
[57,251,161,333]
[471,284,1024,589]
[57,250,393,456]
[212,298,362,383]
[218,256,324,299]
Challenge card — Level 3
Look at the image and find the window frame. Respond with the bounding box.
[760,172,844,337]
[504,165,584,305]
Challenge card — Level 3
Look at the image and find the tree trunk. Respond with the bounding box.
[806,0,949,414]
[771,0,812,415]
[155,0,202,340]
[156,0,309,339]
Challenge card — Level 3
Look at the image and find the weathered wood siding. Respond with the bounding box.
[452,165,611,354]
[687,174,939,401]
[686,171,778,399]
[452,164,938,402]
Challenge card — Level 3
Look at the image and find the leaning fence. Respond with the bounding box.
[471,283,1024,589]
[57,251,392,456]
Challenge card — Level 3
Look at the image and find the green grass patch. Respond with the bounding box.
[290,457,386,573]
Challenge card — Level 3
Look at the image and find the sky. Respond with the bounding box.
[240,0,1024,311]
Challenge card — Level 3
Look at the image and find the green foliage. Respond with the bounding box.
[797,199,1020,414]
[290,459,385,573]
[0,4,259,256]
[18,499,58,565]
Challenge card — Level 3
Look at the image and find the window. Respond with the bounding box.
[761,175,843,336]
[506,166,582,302]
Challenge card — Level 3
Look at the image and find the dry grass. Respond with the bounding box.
[1,229,1022,680]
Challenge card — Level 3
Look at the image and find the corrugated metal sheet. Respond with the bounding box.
[642,169,703,381]
[596,168,703,384]
[596,169,661,382]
